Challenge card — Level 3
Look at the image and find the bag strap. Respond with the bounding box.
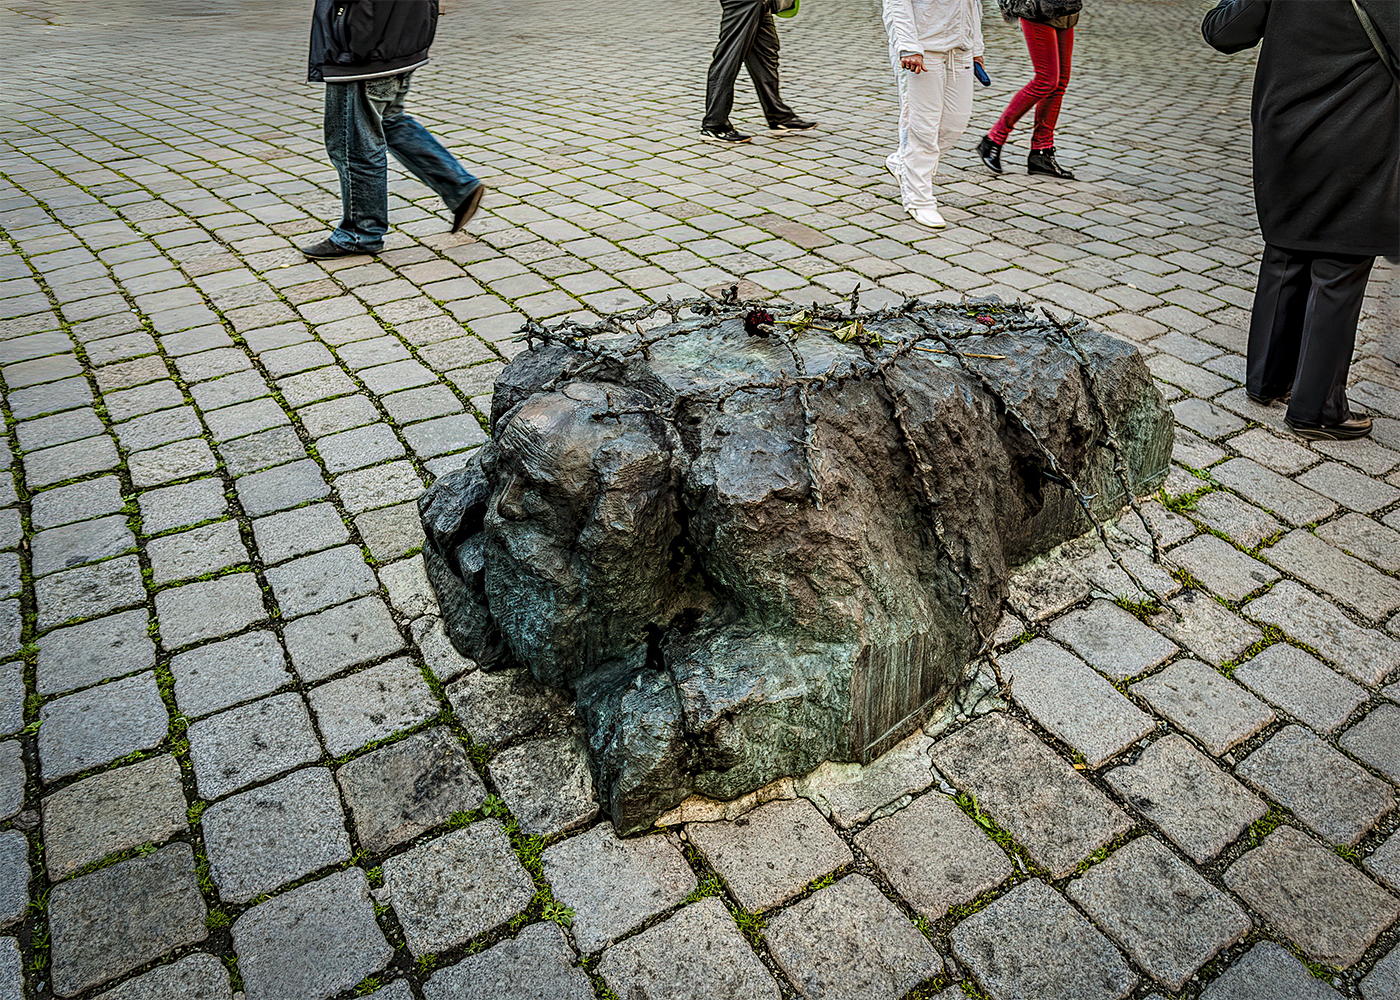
[1351,0,1400,81]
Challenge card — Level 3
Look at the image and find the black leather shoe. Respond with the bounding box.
[1027,147,1075,179]
[977,134,1003,174]
[1285,415,1373,441]
[451,183,486,234]
[1246,390,1291,406]
[770,117,818,132]
[300,238,374,260]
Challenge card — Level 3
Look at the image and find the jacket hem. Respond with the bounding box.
[319,54,430,83]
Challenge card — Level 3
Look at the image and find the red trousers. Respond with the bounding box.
[988,19,1074,150]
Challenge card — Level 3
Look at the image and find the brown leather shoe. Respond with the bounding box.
[1285,415,1373,440]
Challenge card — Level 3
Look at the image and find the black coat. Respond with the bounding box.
[1203,0,1399,257]
[308,0,439,83]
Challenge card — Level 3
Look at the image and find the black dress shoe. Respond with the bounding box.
[451,182,486,234]
[1285,415,1373,441]
[300,238,374,260]
[1246,390,1291,406]
[977,134,1003,174]
[1027,147,1075,179]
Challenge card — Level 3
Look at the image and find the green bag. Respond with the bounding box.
[771,0,799,18]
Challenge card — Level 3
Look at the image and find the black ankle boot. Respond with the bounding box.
[977,134,1003,174]
[1027,147,1075,179]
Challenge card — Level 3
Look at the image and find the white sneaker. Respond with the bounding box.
[908,206,946,229]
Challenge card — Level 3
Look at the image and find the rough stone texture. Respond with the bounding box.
[1367,831,1400,892]
[1049,599,1178,679]
[445,665,573,748]
[48,843,207,998]
[423,922,595,1000]
[42,755,187,879]
[232,868,393,1000]
[1245,581,1400,686]
[201,768,352,903]
[1169,534,1279,601]
[382,821,536,956]
[282,596,405,683]
[767,875,942,1000]
[187,693,322,799]
[931,713,1132,877]
[39,672,168,784]
[35,555,145,630]
[93,953,231,1000]
[855,790,1013,918]
[952,878,1137,1000]
[420,307,1172,832]
[1225,826,1400,968]
[251,503,349,565]
[265,545,377,618]
[596,896,781,1000]
[796,730,935,828]
[0,834,25,927]
[380,556,438,620]
[1363,945,1399,1000]
[147,521,248,584]
[1131,659,1274,755]
[687,797,854,913]
[31,515,134,578]
[306,657,438,756]
[1200,941,1344,1000]
[1147,590,1262,666]
[154,573,266,650]
[541,822,696,954]
[1067,837,1251,991]
[1264,528,1400,622]
[1233,643,1367,734]
[1342,704,1400,783]
[169,630,293,718]
[1104,734,1266,863]
[36,610,154,695]
[1211,457,1339,526]
[489,729,599,836]
[1237,725,1393,846]
[336,726,486,854]
[998,639,1155,767]
[0,743,22,823]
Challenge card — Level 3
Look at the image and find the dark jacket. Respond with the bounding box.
[999,0,1081,27]
[308,0,439,83]
[1203,0,1399,256]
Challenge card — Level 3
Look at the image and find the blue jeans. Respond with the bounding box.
[323,71,480,252]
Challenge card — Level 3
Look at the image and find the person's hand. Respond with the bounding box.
[901,53,925,73]
[974,56,985,68]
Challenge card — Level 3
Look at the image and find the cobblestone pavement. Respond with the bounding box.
[0,0,1397,997]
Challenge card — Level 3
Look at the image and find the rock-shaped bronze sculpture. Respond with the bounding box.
[419,299,1172,833]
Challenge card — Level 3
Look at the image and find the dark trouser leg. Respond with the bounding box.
[746,6,797,127]
[704,0,764,130]
[323,81,390,252]
[376,72,481,213]
[1285,252,1375,425]
[1247,243,1310,399]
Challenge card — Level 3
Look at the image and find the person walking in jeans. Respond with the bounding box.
[702,0,818,143]
[976,0,1081,179]
[303,0,484,259]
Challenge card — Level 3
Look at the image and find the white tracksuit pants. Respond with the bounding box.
[887,48,974,213]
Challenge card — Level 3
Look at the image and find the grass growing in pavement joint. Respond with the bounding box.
[958,980,994,999]
[205,908,231,931]
[1248,805,1289,846]
[354,974,382,995]
[951,792,1041,875]
[1004,630,1034,650]
[732,908,766,947]
[684,872,723,903]
[1218,623,1286,678]
[1112,595,1162,621]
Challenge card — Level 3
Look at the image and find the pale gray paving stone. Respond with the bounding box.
[1212,457,1339,526]
[315,423,405,474]
[29,476,124,530]
[596,896,781,1000]
[402,413,488,458]
[147,520,247,584]
[1298,461,1400,513]
[3,354,82,389]
[219,425,307,475]
[796,730,935,828]
[1263,529,1400,622]
[170,630,293,718]
[1225,826,1400,968]
[1237,725,1393,846]
[128,438,218,488]
[7,376,91,420]
[38,672,168,783]
[1131,658,1274,755]
[188,693,322,799]
[297,394,381,438]
[854,789,1013,918]
[766,874,942,1000]
[47,843,207,998]
[541,822,695,954]
[1005,556,1093,622]
[283,596,405,683]
[490,729,599,837]
[422,921,594,1000]
[1233,643,1368,734]
[1104,733,1266,863]
[250,503,349,565]
[1067,836,1251,991]
[414,616,477,684]
[112,405,202,452]
[1147,590,1262,666]
[1363,944,1400,1000]
[1192,490,1287,550]
[1048,599,1178,680]
[102,380,186,422]
[1200,941,1343,1000]
[1368,831,1400,892]
[951,878,1137,1000]
[355,500,425,563]
[277,366,359,408]
[35,554,145,629]
[1342,704,1400,784]
[232,868,392,1000]
[201,767,352,903]
[137,478,227,535]
[92,953,231,1000]
[265,544,377,618]
[203,397,290,443]
[687,797,853,913]
[0,665,16,739]
[334,460,425,514]
[383,821,535,956]
[15,408,106,452]
[306,657,438,756]
[930,712,1133,877]
[0,742,22,822]
[1228,427,1318,475]
[378,556,437,620]
[155,572,266,649]
[42,754,187,879]
[22,435,120,489]
[36,609,153,695]
[998,639,1155,768]
[190,370,271,411]
[0,833,25,927]
[1244,581,1400,685]
[335,726,486,854]
[1169,534,1280,601]
[235,459,331,517]
[0,938,21,1000]
[445,665,573,748]
[1317,512,1400,572]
